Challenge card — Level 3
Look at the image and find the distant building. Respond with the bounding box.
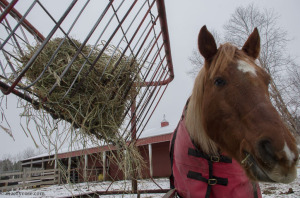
[21,117,175,183]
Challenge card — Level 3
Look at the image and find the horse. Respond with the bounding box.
[169,26,299,198]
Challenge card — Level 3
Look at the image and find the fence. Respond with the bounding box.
[0,169,59,192]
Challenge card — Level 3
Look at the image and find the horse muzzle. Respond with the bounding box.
[241,140,299,184]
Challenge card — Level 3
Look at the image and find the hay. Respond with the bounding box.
[20,38,140,140]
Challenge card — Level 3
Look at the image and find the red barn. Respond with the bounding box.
[21,119,175,183]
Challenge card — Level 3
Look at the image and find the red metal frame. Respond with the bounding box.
[0,0,174,142]
[0,0,174,195]
[0,0,174,93]
[0,0,45,42]
[61,189,171,198]
[0,0,174,133]
[152,0,174,85]
[0,0,18,24]
[0,0,174,140]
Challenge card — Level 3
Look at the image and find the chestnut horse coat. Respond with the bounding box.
[170,106,262,198]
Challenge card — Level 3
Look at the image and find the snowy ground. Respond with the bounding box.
[0,178,169,198]
[1,169,299,198]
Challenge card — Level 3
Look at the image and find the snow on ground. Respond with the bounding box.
[0,178,169,198]
[1,169,299,198]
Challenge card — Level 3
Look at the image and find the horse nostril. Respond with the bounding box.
[258,140,276,164]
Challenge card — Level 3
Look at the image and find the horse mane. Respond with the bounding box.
[185,43,249,155]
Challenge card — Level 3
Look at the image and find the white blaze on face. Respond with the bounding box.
[283,142,295,166]
[237,60,257,76]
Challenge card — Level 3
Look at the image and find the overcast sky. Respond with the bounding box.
[1,0,300,159]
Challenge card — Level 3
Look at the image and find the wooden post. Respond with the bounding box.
[30,160,33,178]
[84,154,88,182]
[76,157,80,183]
[41,158,44,170]
[58,169,61,185]
[68,157,71,182]
[124,149,127,180]
[54,153,59,184]
[148,144,153,177]
[22,169,26,189]
[130,100,137,192]
[54,156,57,170]
[102,151,106,181]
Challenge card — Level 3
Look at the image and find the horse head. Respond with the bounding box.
[185,25,298,183]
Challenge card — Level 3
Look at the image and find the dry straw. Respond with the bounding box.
[20,38,140,141]
[19,37,147,184]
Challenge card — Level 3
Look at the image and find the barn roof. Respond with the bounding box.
[22,124,176,162]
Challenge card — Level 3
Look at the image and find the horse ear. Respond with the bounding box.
[198,25,217,61]
[242,28,260,59]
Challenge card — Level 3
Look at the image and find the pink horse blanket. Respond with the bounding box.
[170,113,262,198]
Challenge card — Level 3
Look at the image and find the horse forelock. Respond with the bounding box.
[207,43,252,79]
[185,67,219,155]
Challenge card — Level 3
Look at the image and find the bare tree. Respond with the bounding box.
[0,159,14,173]
[22,147,38,159]
[288,62,300,119]
[0,147,44,173]
[224,4,291,78]
[223,4,299,136]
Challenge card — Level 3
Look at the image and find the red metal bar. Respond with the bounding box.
[66,0,135,97]
[128,62,169,145]
[0,0,18,23]
[0,81,38,106]
[132,0,174,87]
[134,15,159,60]
[119,33,164,140]
[63,189,171,197]
[96,189,170,195]
[136,56,166,117]
[139,41,165,87]
[130,99,138,192]
[0,0,174,98]
[131,101,137,141]
[123,0,173,88]
[1,0,77,96]
[0,0,45,42]
[135,69,169,142]
[153,0,174,85]
[110,0,156,75]
[0,6,24,57]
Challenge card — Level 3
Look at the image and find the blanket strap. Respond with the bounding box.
[187,148,231,198]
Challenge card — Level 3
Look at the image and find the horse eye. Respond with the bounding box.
[214,77,226,86]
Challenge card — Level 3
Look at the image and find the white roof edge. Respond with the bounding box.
[23,124,176,161]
